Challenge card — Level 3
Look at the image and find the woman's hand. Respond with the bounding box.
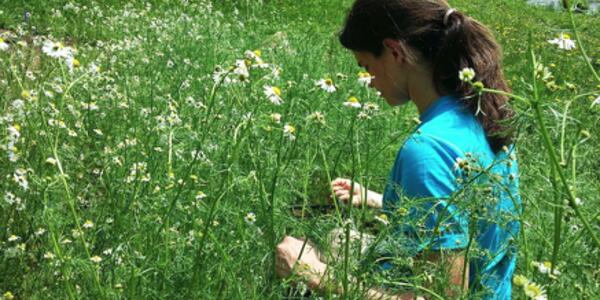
[275,236,327,290]
[330,178,382,208]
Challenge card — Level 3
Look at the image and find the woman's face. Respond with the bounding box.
[353,49,411,107]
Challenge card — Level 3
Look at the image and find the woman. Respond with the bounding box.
[276,0,521,299]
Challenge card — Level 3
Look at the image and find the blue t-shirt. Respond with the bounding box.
[381,95,521,300]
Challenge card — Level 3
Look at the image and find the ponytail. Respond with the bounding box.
[339,0,514,153]
[434,11,514,153]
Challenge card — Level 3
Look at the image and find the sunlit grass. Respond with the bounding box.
[0,0,599,299]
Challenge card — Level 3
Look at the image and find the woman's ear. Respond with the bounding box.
[383,38,413,64]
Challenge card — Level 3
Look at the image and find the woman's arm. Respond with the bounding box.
[276,236,468,299]
[307,251,467,300]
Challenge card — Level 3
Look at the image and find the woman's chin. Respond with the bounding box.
[385,97,410,107]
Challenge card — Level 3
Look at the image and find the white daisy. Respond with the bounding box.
[42,40,75,59]
[363,102,379,111]
[459,67,476,82]
[43,252,56,260]
[13,168,28,190]
[263,85,283,105]
[531,261,561,277]
[523,282,547,300]
[343,96,361,108]
[270,113,282,124]
[283,123,296,140]
[357,71,373,86]
[89,63,101,74]
[315,78,336,93]
[195,191,206,201]
[90,255,103,263]
[244,212,256,225]
[66,57,80,72]
[212,67,233,85]
[548,33,576,50]
[245,50,269,69]
[83,220,94,229]
[0,38,9,51]
[233,59,250,81]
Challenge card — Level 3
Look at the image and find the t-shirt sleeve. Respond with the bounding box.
[386,134,469,253]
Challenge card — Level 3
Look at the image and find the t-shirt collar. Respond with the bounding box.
[418,94,457,124]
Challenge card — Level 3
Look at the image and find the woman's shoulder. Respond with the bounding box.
[399,131,464,163]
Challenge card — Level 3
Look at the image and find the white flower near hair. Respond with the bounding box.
[547,33,576,50]
[263,85,283,105]
[459,67,476,82]
[315,78,336,93]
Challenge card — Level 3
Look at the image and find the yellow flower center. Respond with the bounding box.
[0,38,5,43]
[358,71,371,78]
[562,33,571,39]
[348,96,359,103]
[253,50,261,57]
[524,283,543,297]
[72,58,80,67]
[325,79,333,86]
[13,124,21,131]
[21,90,31,99]
[377,214,388,222]
[512,274,528,287]
[52,42,64,51]
[272,86,281,96]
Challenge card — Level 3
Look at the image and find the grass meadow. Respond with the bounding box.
[1,0,599,299]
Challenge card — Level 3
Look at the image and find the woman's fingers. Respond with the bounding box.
[332,185,345,192]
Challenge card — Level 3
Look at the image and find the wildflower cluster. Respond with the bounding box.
[513,275,547,300]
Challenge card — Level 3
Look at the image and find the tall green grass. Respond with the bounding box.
[0,0,599,299]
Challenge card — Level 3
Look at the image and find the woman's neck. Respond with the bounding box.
[407,63,442,115]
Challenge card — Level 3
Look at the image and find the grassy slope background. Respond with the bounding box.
[0,0,599,299]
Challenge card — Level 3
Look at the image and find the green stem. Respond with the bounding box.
[527,32,600,249]
[565,0,600,83]
[532,102,600,249]
[53,138,105,297]
[549,159,563,278]
[342,111,358,299]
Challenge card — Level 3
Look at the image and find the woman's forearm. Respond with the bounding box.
[305,263,420,300]
[366,190,383,208]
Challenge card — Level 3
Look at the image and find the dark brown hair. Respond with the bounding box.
[339,0,514,153]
